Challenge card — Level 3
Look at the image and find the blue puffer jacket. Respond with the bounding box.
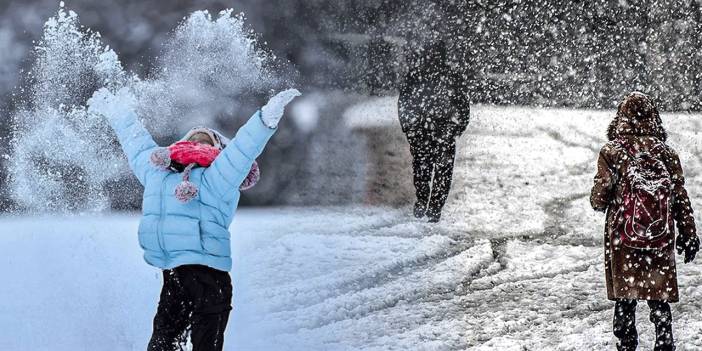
[110,108,275,272]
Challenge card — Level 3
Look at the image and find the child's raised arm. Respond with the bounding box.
[202,89,301,200]
[590,145,616,212]
[88,87,159,185]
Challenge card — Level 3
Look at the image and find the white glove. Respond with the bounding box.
[87,87,137,122]
[260,89,302,129]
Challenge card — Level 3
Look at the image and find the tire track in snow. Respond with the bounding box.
[469,255,599,291]
[264,241,495,334]
[541,192,601,247]
[274,255,607,351]
[247,233,459,313]
[263,224,501,317]
[536,126,599,178]
[315,234,476,311]
[248,217,486,315]
[537,127,600,154]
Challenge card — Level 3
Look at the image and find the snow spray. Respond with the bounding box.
[134,9,280,133]
[7,4,281,213]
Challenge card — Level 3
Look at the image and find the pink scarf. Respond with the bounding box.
[150,141,260,203]
[169,141,221,167]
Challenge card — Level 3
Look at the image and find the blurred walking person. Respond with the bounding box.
[398,40,470,222]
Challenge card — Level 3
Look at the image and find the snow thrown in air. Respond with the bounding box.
[7,5,280,213]
[134,9,280,134]
[8,7,125,212]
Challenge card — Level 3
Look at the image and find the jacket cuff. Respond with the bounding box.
[258,109,278,130]
[244,110,276,144]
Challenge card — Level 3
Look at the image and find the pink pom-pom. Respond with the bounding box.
[240,161,260,191]
[175,181,198,203]
[150,147,171,170]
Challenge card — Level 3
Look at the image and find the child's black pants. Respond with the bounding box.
[147,264,233,351]
[613,299,674,351]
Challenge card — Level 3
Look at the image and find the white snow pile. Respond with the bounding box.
[7,4,280,213]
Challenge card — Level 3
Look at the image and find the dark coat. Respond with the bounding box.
[590,93,698,302]
[398,41,470,139]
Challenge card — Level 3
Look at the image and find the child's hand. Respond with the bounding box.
[260,89,302,128]
[88,87,137,121]
[677,235,700,263]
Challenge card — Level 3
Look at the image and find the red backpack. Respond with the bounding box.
[616,139,674,249]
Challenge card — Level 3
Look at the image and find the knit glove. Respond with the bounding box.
[87,87,136,121]
[260,89,302,129]
[677,235,700,264]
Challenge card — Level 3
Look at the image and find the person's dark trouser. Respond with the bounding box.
[613,299,675,351]
[406,127,457,219]
[148,265,233,351]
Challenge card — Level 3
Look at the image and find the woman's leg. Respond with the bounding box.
[647,300,675,351]
[405,129,433,218]
[426,137,457,222]
[148,269,193,351]
[613,299,638,351]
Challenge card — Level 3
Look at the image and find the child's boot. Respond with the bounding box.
[648,301,675,351]
[613,300,638,351]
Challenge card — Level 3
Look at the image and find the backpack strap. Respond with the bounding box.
[612,138,647,194]
[648,140,675,181]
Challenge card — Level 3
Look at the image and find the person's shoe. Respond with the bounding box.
[413,202,426,219]
[616,341,638,351]
[426,209,441,223]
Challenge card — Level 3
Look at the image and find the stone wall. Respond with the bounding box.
[345,96,414,206]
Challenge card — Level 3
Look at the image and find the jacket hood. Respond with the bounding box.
[180,127,230,150]
[607,92,667,142]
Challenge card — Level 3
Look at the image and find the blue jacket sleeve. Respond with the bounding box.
[109,109,159,185]
[202,110,276,200]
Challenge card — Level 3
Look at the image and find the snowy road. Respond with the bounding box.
[242,106,702,350]
[2,106,702,350]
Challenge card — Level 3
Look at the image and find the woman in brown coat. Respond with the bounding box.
[590,92,700,351]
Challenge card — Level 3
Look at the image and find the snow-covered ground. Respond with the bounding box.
[2,105,702,350]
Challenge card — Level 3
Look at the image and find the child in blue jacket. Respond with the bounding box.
[88,87,301,351]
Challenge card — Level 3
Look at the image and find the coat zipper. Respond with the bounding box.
[157,176,169,260]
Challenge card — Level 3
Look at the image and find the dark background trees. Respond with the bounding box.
[1,0,701,210]
[3,0,701,110]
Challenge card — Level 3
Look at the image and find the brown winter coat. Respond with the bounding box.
[590,93,697,302]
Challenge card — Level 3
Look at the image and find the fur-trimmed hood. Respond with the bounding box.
[607,92,667,141]
[180,126,230,150]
